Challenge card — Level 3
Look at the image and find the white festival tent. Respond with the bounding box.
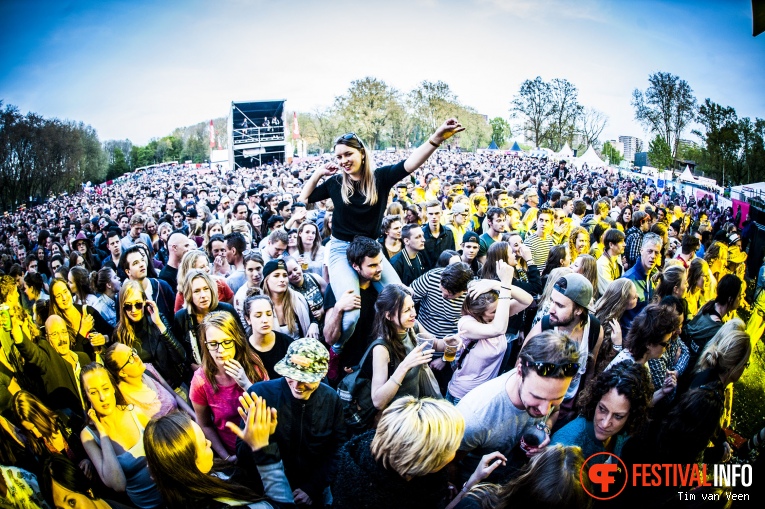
[571,145,606,169]
[678,165,696,182]
[555,142,574,160]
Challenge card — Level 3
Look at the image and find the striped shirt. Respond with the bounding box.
[523,233,554,273]
[410,268,466,339]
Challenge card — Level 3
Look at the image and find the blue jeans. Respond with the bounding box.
[445,391,461,406]
[328,237,401,351]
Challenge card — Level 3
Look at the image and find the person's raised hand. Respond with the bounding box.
[468,279,497,299]
[433,118,465,144]
[320,162,339,178]
[225,392,273,452]
[496,259,515,286]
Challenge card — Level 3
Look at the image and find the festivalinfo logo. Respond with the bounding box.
[579,452,753,501]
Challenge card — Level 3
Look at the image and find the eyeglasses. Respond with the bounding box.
[523,360,580,377]
[337,132,363,145]
[123,302,144,312]
[119,349,139,371]
[205,339,235,351]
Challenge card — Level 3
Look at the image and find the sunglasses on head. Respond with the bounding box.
[123,302,144,312]
[337,132,363,145]
[523,360,580,377]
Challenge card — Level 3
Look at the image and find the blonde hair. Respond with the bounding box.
[203,220,223,248]
[183,270,219,314]
[178,251,210,295]
[225,220,252,247]
[568,227,590,263]
[263,271,300,336]
[114,281,147,348]
[695,318,751,382]
[371,397,465,480]
[336,136,378,206]
[538,267,573,310]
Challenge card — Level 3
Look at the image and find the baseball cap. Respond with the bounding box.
[274,338,329,383]
[262,259,287,279]
[462,231,480,245]
[553,273,593,310]
[451,203,469,215]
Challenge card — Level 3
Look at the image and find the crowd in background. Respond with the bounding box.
[1,141,764,509]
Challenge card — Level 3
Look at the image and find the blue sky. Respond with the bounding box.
[1,0,762,146]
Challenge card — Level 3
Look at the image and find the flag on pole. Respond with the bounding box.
[292,112,300,140]
[209,120,215,148]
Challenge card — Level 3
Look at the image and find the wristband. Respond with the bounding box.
[428,138,441,148]
[391,378,403,387]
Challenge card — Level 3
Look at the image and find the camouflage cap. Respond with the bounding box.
[274,337,329,383]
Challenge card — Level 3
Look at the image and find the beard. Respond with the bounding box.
[549,313,575,327]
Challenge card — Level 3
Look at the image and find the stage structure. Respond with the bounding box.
[228,100,286,169]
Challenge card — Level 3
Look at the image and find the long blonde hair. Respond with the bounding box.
[336,135,378,206]
[263,271,300,336]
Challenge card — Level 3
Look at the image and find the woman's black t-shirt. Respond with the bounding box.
[307,161,408,241]
[251,331,294,381]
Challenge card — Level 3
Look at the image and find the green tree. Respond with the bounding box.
[601,141,623,166]
[692,99,740,185]
[545,78,582,151]
[632,72,697,158]
[510,76,554,149]
[106,147,130,180]
[648,134,673,170]
[334,77,403,149]
[489,117,511,148]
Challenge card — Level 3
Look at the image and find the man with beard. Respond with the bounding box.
[525,273,603,427]
[454,330,580,483]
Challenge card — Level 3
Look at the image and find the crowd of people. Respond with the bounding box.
[1,117,763,508]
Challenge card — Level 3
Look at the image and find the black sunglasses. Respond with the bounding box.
[524,360,580,377]
[123,302,144,312]
[336,132,363,145]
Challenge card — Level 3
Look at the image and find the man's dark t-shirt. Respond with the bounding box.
[158,264,179,294]
[323,283,378,370]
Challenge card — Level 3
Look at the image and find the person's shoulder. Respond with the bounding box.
[215,301,238,314]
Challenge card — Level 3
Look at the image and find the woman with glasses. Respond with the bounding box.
[79,363,163,509]
[113,281,185,390]
[298,119,464,347]
[48,278,113,358]
[173,270,243,381]
[189,311,267,463]
[102,342,194,420]
[552,360,652,460]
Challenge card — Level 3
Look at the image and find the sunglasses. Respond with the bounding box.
[337,132,363,145]
[123,302,144,312]
[119,348,139,371]
[523,360,580,377]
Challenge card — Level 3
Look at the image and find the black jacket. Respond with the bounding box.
[132,315,185,388]
[16,336,91,415]
[422,224,456,271]
[238,378,347,504]
[331,430,451,509]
